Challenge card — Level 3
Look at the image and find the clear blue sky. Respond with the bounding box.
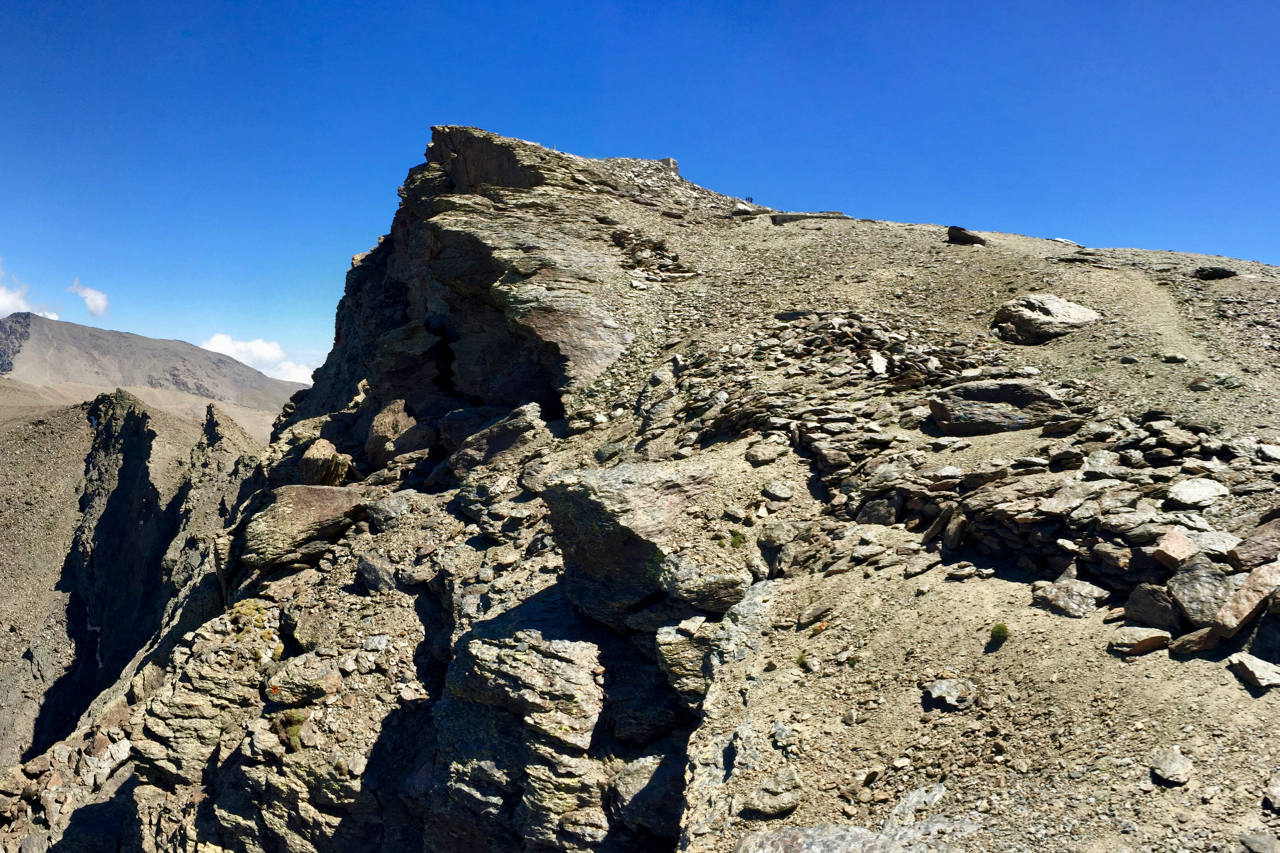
[2,1,1278,379]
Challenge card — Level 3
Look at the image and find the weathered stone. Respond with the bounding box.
[1165,478,1229,509]
[441,402,552,483]
[1168,558,1243,628]
[356,553,397,593]
[655,618,715,699]
[542,462,713,629]
[923,679,978,710]
[1212,561,1280,638]
[1228,652,1280,689]
[749,767,804,816]
[1125,584,1185,634]
[1241,828,1280,853]
[946,225,986,245]
[1169,627,1222,655]
[1154,528,1198,569]
[745,442,787,466]
[1109,627,1170,656]
[240,486,363,569]
[1229,520,1280,571]
[297,438,352,486]
[797,601,835,629]
[365,399,416,468]
[1032,579,1108,618]
[993,294,1100,344]
[609,750,684,838]
[659,553,752,613]
[1150,746,1194,785]
[929,380,1067,436]
[266,654,343,706]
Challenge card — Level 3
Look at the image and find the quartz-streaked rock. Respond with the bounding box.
[1165,478,1230,509]
[993,294,1101,344]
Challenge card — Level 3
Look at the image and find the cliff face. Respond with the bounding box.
[4,127,1280,853]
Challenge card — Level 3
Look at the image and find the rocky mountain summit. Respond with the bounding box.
[1,126,1280,853]
[0,313,305,443]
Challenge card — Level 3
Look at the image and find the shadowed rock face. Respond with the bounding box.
[287,126,633,432]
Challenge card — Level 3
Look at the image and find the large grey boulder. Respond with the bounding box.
[993,294,1100,344]
[541,463,715,628]
[929,380,1067,436]
[240,486,363,570]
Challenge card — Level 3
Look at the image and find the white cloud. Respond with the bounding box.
[67,279,109,316]
[200,333,315,385]
[0,258,58,319]
[0,284,33,317]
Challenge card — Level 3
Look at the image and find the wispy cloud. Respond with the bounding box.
[0,258,59,319]
[200,333,316,385]
[67,279,108,316]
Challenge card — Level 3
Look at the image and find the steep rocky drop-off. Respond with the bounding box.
[3,127,1280,853]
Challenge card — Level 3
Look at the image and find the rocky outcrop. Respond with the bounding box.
[6,127,1280,853]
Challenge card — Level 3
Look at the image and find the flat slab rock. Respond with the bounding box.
[929,379,1066,437]
[1166,478,1230,509]
[1110,627,1171,656]
[1228,652,1280,689]
[1033,579,1109,618]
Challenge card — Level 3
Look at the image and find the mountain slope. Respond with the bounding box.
[1,127,1279,853]
[0,313,305,442]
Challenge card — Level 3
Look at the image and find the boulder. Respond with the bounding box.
[1166,478,1230,509]
[240,486,363,569]
[929,380,1067,436]
[946,226,986,245]
[1109,627,1170,656]
[1229,519,1280,571]
[542,463,714,628]
[993,294,1100,344]
[1125,584,1185,634]
[440,402,552,482]
[297,439,352,487]
[364,399,416,468]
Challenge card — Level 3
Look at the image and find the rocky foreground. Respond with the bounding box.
[2,127,1280,853]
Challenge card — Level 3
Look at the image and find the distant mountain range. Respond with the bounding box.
[0,312,304,442]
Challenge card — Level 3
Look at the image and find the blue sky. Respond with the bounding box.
[2,1,1278,381]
